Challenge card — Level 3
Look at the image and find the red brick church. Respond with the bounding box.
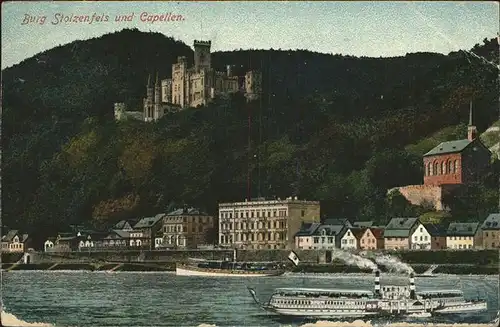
[392,104,491,210]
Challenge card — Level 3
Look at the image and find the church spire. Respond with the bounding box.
[147,74,151,88]
[467,101,477,141]
[469,101,473,126]
[155,72,159,86]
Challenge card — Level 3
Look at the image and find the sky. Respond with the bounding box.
[2,1,499,69]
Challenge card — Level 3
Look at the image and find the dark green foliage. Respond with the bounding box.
[2,29,499,243]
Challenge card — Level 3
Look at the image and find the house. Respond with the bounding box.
[294,222,321,249]
[52,232,80,252]
[480,213,500,249]
[131,214,165,249]
[1,230,29,253]
[383,218,419,250]
[164,207,216,249]
[409,222,431,250]
[359,228,380,250]
[424,223,447,250]
[446,222,481,250]
[370,227,385,250]
[353,221,374,228]
[100,230,130,248]
[311,225,337,250]
[340,227,365,250]
[322,218,353,248]
[113,220,134,231]
[76,231,107,250]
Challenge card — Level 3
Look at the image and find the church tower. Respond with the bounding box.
[154,72,161,120]
[468,101,477,141]
[193,40,211,72]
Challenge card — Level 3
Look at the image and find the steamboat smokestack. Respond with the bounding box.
[374,270,381,297]
[409,272,416,299]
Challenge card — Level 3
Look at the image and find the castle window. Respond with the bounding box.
[427,162,432,176]
[448,161,454,173]
[441,161,447,174]
[454,160,459,172]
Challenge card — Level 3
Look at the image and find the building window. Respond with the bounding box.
[301,210,305,217]
[441,161,447,174]
[454,160,458,172]
[433,162,438,175]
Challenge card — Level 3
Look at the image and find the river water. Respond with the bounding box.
[1,271,498,327]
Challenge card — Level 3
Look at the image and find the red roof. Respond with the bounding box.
[370,227,384,239]
[350,227,367,240]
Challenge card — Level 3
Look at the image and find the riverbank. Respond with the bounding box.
[2,262,498,274]
[2,249,498,274]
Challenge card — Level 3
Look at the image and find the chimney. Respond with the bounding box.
[409,272,416,299]
[374,270,381,297]
[468,101,477,141]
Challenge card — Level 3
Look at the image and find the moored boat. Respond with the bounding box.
[176,259,285,277]
[176,248,285,277]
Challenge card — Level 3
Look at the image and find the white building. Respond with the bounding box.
[219,197,320,250]
[409,223,431,250]
[340,228,359,250]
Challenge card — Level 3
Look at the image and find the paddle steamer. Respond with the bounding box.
[247,270,487,318]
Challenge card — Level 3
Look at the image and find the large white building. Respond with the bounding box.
[218,197,320,249]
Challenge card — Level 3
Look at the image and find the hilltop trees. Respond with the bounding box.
[1,29,499,240]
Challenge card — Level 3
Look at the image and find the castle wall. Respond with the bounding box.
[395,184,444,210]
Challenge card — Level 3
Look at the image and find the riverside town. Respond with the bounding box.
[2,2,500,325]
[2,36,500,276]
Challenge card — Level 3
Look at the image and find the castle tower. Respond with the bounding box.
[172,56,187,107]
[193,40,211,72]
[468,101,477,141]
[154,72,161,120]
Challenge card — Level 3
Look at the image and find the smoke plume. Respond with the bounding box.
[330,249,378,271]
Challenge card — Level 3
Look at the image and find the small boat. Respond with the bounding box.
[415,264,439,278]
[176,249,285,277]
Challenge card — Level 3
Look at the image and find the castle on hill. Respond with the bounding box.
[115,40,262,122]
[391,103,492,211]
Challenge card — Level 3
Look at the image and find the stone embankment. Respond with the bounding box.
[2,249,498,274]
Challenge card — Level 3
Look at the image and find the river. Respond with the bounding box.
[1,271,498,327]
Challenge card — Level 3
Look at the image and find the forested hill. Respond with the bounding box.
[2,28,499,242]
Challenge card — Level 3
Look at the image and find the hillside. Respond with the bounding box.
[2,29,499,243]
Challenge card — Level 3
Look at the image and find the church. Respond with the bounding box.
[391,103,492,211]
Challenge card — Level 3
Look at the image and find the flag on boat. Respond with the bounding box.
[288,251,300,266]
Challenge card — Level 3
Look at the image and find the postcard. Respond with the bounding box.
[1,1,499,327]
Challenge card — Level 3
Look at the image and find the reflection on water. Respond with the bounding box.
[2,271,498,327]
